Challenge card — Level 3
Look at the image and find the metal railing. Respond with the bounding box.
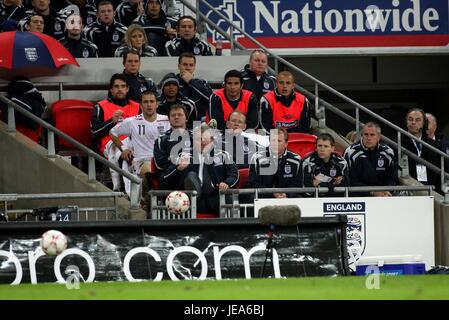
[0,94,142,209]
[218,185,434,218]
[143,185,432,220]
[180,0,449,193]
[0,192,126,221]
[148,190,198,219]
[0,81,225,101]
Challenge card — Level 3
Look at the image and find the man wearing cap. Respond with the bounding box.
[158,72,197,129]
[120,50,157,103]
[165,15,212,57]
[82,0,127,57]
[59,14,99,58]
[132,0,177,56]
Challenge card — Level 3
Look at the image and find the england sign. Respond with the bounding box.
[255,196,435,270]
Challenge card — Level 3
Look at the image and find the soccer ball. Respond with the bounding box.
[41,230,67,256]
[165,191,190,214]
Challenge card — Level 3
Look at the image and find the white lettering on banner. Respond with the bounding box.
[300,3,313,32]
[28,248,46,284]
[2,243,289,284]
[365,5,391,32]
[0,250,22,285]
[402,0,421,31]
[166,246,208,281]
[213,245,280,279]
[324,203,364,212]
[281,10,300,33]
[324,9,344,33]
[313,0,323,32]
[344,9,364,32]
[54,249,96,284]
[252,0,440,34]
[392,1,402,31]
[123,247,163,282]
[254,0,280,33]
[423,8,438,31]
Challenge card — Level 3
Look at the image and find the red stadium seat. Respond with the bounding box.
[1,106,42,143]
[17,125,41,143]
[287,133,317,157]
[52,99,94,110]
[51,99,94,152]
[197,213,219,219]
[303,147,343,159]
[237,168,249,188]
[303,150,314,158]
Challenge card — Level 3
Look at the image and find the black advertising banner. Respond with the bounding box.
[0,217,349,284]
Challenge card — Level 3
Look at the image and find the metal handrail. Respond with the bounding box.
[0,191,125,221]
[0,94,142,209]
[219,185,433,196]
[148,190,198,219]
[182,0,449,191]
[218,185,434,218]
[0,192,124,201]
[0,81,226,93]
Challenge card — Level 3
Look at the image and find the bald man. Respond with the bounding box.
[426,113,449,155]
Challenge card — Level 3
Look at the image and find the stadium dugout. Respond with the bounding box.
[1,0,449,279]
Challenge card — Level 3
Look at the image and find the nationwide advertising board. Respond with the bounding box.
[200,0,449,54]
[0,217,349,284]
[255,196,434,270]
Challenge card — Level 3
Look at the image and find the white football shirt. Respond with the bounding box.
[110,113,170,161]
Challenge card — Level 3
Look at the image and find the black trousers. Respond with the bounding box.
[184,171,220,215]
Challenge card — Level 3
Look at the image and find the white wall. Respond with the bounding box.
[0,55,250,104]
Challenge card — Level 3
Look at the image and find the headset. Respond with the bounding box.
[405,108,428,133]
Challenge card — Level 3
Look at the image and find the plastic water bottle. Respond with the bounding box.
[215,39,222,56]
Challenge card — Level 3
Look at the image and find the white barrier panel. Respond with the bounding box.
[254,196,434,270]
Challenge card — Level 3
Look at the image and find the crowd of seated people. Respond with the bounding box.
[0,0,215,57]
[0,0,446,217]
